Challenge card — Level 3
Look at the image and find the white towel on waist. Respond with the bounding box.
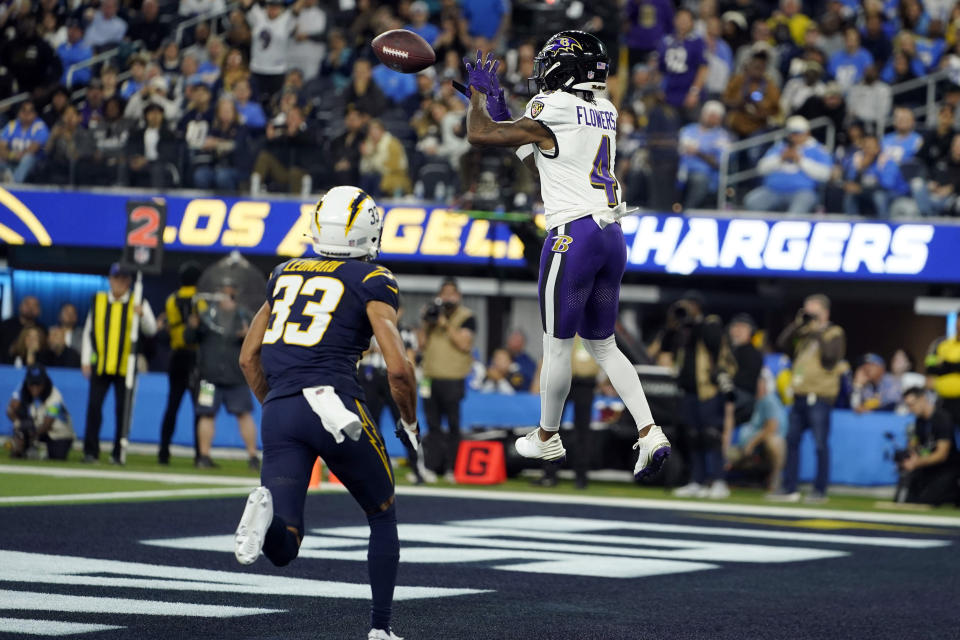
[302,386,363,443]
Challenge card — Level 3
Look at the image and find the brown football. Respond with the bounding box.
[372,29,436,74]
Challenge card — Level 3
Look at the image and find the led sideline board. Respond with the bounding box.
[1,186,957,282]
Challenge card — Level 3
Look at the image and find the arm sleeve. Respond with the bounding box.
[358,267,400,310]
[81,312,93,365]
[757,145,784,175]
[139,299,158,337]
[799,147,832,183]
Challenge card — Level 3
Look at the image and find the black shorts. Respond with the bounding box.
[196,382,254,417]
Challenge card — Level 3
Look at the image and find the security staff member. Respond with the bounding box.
[158,262,202,465]
[81,263,158,464]
[419,278,476,480]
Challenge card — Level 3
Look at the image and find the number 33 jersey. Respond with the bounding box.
[520,90,621,230]
[260,258,399,403]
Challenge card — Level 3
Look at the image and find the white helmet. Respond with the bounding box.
[310,186,383,259]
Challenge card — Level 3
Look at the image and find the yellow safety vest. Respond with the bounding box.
[92,291,136,376]
[165,286,197,351]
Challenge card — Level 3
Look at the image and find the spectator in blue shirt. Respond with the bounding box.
[120,55,147,100]
[882,107,923,167]
[842,134,908,218]
[459,0,509,45]
[828,27,874,91]
[658,9,708,112]
[723,369,786,493]
[678,100,731,209]
[233,79,266,132]
[0,102,50,184]
[744,115,832,213]
[851,353,902,413]
[372,63,417,105]
[504,329,537,392]
[57,19,92,87]
[83,0,127,52]
[880,34,927,83]
[406,1,439,45]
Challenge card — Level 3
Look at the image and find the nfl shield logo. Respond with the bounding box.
[531,100,544,118]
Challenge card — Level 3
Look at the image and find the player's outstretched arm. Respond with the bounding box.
[466,90,553,150]
[366,301,417,425]
[239,302,272,404]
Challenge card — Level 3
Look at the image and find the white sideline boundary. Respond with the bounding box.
[2,466,959,527]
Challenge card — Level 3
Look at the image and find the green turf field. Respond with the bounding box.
[1,453,958,516]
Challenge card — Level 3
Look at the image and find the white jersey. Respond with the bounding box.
[519,90,620,230]
[247,4,296,75]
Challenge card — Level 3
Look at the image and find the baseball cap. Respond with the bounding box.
[862,353,885,367]
[786,115,810,134]
[24,365,47,386]
[144,101,164,115]
[109,262,133,278]
[730,313,756,328]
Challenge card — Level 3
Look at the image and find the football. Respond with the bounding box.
[372,29,436,74]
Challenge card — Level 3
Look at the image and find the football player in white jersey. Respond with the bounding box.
[463,31,671,480]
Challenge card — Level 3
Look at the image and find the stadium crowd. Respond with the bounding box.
[1,0,960,215]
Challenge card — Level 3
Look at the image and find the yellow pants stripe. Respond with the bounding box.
[94,294,107,376]
[104,301,123,375]
[355,400,393,484]
[118,298,135,376]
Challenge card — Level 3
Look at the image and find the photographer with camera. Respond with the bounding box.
[419,278,476,481]
[899,386,960,506]
[771,294,846,503]
[654,291,735,499]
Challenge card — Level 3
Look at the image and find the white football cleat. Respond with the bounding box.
[368,629,404,639]
[235,486,274,565]
[633,424,671,480]
[515,429,566,462]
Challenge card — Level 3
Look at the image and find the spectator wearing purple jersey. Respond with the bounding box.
[625,0,675,67]
[657,9,708,115]
[678,101,731,209]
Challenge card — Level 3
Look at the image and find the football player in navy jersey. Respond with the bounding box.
[233,186,418,640]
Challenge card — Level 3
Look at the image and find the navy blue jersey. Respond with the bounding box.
[260,257,399,403]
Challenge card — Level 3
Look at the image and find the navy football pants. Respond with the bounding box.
[259,392,398,631]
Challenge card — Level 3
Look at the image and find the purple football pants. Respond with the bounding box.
[538,216,626,340]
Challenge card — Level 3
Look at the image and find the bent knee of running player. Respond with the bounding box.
[259,395,317,566]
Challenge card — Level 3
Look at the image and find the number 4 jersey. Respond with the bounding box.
[519,90,620,230]
[260,258,399,403]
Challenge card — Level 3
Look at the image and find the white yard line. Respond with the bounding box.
[0,487,254,504]
[393,486,960,528]
[2,466,959,526]
[0,465,256,486]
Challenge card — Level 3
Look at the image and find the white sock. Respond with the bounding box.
[583,335,655,431]
[539,334,574,432]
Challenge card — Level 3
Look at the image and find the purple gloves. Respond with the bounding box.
[455,50,512,122]
[464,49,500,96]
